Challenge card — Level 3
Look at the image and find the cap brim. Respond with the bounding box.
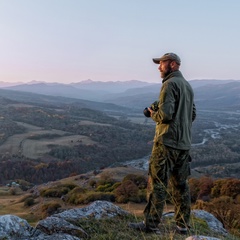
[152,58,161,64]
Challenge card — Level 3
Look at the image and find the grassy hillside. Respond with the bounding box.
[1,167,239,239]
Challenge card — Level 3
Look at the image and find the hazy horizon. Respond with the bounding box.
[0,78,240,87]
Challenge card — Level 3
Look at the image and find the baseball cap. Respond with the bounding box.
[152,53,181,65]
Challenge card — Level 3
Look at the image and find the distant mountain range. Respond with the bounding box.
[1,79,240,110]
[0,80,154,102]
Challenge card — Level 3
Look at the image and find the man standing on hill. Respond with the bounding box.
[129,52,196,234]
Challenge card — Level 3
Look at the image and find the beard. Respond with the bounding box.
[160,64,172,78]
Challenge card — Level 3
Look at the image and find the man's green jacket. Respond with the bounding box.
[151,70,196,150]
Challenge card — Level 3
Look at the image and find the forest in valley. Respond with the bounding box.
[189,109,240,178]
[0,87,240,185]
[0,96,154,184]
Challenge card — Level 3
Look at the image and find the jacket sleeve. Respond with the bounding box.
[151,82,175,123]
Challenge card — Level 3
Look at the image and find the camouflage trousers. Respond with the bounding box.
[143,142,191,228]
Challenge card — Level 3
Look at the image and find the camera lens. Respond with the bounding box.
[143,107,151,117]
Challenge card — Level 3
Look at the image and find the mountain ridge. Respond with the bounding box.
[2,79,240,109]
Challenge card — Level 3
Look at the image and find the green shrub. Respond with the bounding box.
[112,182,121,189]
[67,189,115,204]
[96,181,122,193]
[60,183,78,190]
[96,183,112,192]
[69,186,86,194]
[97,172,116,186]
[107,182,121,192]
[77,192,115,204]
[66,186,87,204]
[40,187,69,198]
[40,182,78,198]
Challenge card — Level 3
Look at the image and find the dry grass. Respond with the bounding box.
[1,166,239,239]
[0,188,166,227]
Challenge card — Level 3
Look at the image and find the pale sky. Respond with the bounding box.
[0,0,240,83]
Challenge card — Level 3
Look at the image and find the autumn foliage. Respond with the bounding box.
[190,177,240,236]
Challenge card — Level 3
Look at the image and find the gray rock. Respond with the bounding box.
[26,233,81,240]
[163,210,228,236]
[186,236,221,240]
[53,200,130,222]
[36,216,88,238]
[191,210,228,236]
[0,214,34,239]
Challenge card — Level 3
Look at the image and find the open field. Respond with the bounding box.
[0,121,100,159]
[22,135,98,159]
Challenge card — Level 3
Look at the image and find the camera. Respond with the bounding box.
[143,101,159,117]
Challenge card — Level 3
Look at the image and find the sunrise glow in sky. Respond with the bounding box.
[1,0,240,83]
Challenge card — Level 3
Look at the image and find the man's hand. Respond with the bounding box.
[148,107,154,117]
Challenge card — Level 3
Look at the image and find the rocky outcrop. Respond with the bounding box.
[27,233,81,240]
[0,214,81,240]
[52,199,129,222]
[36,217,88,238]
[191,210,228,236]
[163,209,228,237]
[0,200,129,240]
[0,215,34,240]
[0,201,229,240]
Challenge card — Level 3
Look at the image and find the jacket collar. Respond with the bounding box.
[162,70,182,83]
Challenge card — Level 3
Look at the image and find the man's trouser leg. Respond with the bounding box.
[170,149,191,228]
[143,142,169,227]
